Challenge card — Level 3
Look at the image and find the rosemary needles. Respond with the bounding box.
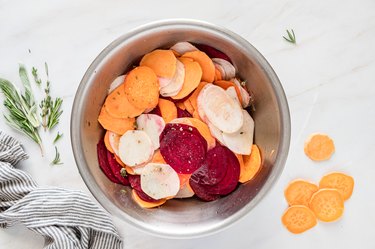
[283,29,297,44]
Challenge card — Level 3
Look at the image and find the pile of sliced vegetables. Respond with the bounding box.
[97,42,262,208]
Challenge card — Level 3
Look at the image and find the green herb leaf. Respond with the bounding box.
[31,67,42,86]
[283,29,296,44]
[47,97,63,130]
[53,132,63,144]
[0,78,43,154]
[51,146,63,165]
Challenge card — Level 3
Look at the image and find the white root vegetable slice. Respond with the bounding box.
[132,164,146,175]
[169,118,193,126]
[175,182,195,198]
[160,60,185,97]
[119,130,154,167]
[212,58,236,80]
[197,84,243,133]
[141,163,180,199]
[170,42,198,55]
[136,114,165,150]
[158,77,172,88]
[232,78,251,108]
[108,75,126,94]
[108,131,120,156]
[226,86,241,107]
[222,110,254,155]
[207,121,226,145]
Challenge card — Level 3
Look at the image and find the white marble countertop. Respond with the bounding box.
[1,0,375,248]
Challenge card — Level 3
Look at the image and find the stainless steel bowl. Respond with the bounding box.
[71,19,290,239]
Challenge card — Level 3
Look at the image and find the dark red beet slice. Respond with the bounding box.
[194,43,232,63]
[128,175,158,202]
[189,145,240,200]
[160,123,207,174]
[106,150,130,186]
[97,139,120,184]
[149,105,161,116]
[177,107,192,118]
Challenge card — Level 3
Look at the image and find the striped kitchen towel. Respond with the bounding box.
[0,131,123,249]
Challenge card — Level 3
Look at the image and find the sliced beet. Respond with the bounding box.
[177,107,192,118]
[194,43,232,63]
[106,150,130,186]
[160,123,207,174]
[189,145,240,200]
[97,139,120,184]
[189,178,219,201]
[149,105,162,116]
[128,175,158,202]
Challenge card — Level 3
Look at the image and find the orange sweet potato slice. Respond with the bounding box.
[178,173,192,188]
[284,180,319,206]
[104,131,114,154]
[131,189,166,208]
[125,165,135,175]
[214,80,243,104]
[192,110,203,122]
[98,107,136,135]
[151,150,166,164]
[183,99,195,116]
[182,51,215,83]
[240,145,262,183]
[140,49,177,78]
[158,98,177,123]
[115,155,126,167]
[309,188,344,222]
[176,102,186,110]
[187,81,208,112]
[319,172,354,201]
[282,205,317,234]
[304,133,335,161]
[172,59,202,100]
[214,68,222,81]
[124,66,159,110]
[103,83,144,119]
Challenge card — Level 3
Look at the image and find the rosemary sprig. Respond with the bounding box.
[47,97,63,130]
[51,146,63,165]
[39,80,52,131]
[31,67,42,86]
[0,77,43,154]
[283,29,296,44]
[53,132,63,144]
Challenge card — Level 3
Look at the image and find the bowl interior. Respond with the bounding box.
[71,20,290,238]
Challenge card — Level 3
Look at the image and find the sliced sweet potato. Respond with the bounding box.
[103,84,144,119]
[98,107,136,135]
[172,58,202,100]
[104,131,114,154]
[151,150,166,164]
[194,43,232,62]
[319,172,354,201]
[124,66,159,110]
[214,68,222,81]
[183,99,195,116]
[108,75,126,94]
[309,188,344,222]
[125,165,135,175]
[282,205,317,234]
[158,98,177,123]
[182,51,215,83]
[115,155,125,167]
[240,145,261,183]
[176,102,186,110]
[175,174,194,198]
[131,189,166,208]
[140,49,177,78]
[284,180,319,206]
[304,133,335,161]
[188,118,216,150]
[214,80,243,104]
[160,60,185,97]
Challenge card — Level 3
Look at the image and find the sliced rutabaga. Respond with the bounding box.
[226,86,241,107]
[136,114,166,150]
[197,84,243,133]
[160,60,185,97]
[108,131,120,155]
[108,75,126,94]
[232,78,251,108]
[118,130,154,166]
[170,42,198,55]
[141,163,180,199]
[212,58,236,80]
[222,110,254,155]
